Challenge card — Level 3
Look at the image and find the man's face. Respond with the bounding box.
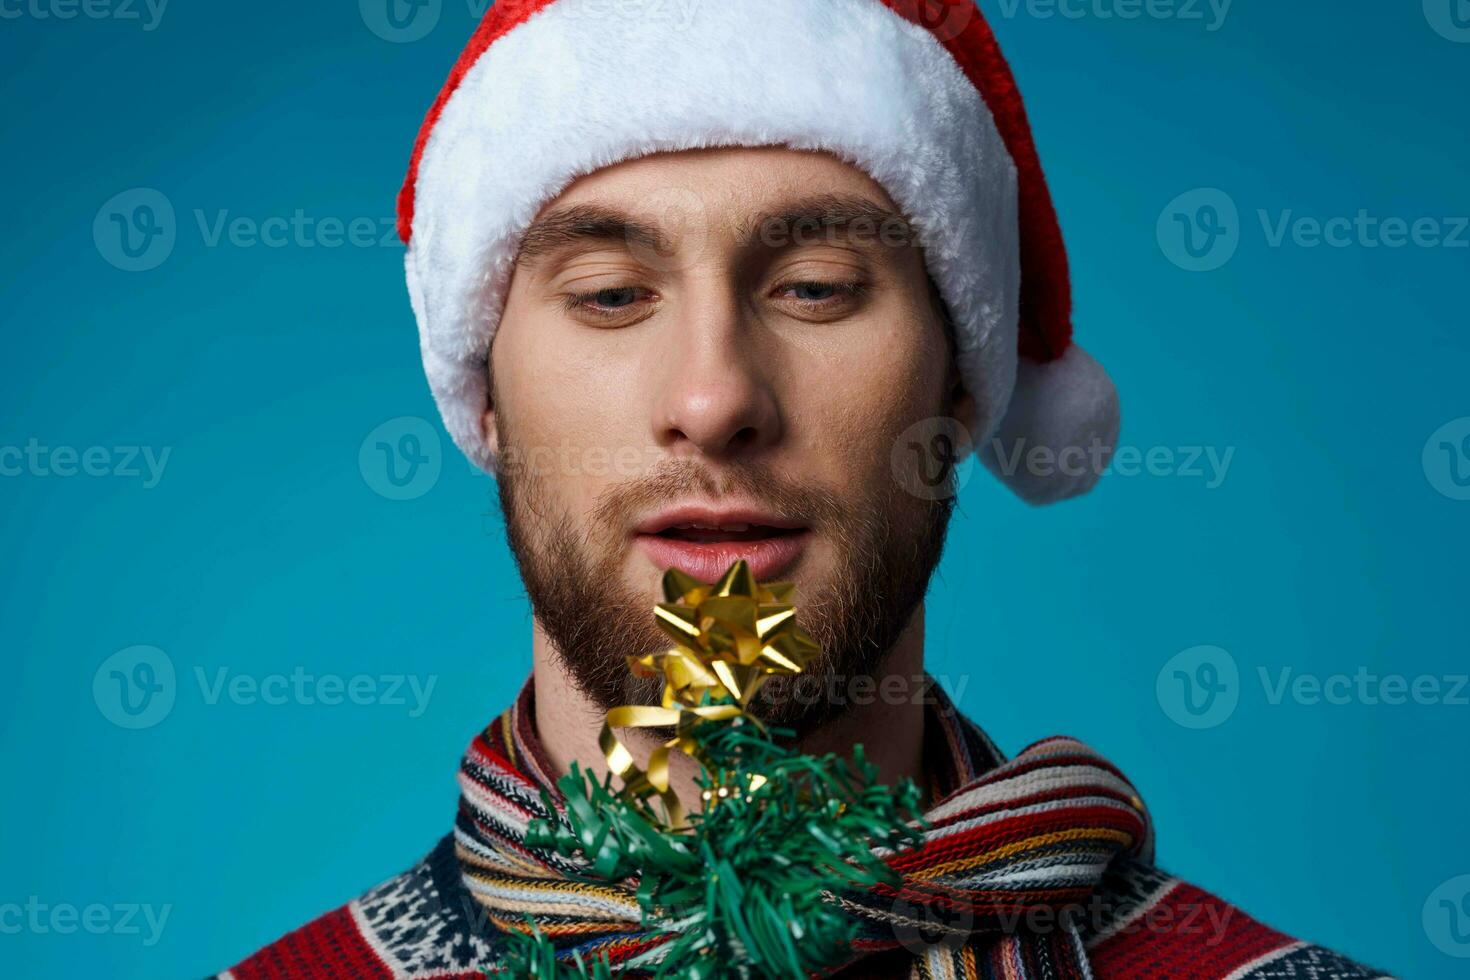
[487,146,971,729]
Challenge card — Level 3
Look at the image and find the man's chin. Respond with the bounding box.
[499,443,955,751]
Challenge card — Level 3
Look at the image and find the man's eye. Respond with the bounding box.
[790,282,839,302]
[582,287,641,309]
[563,286,654,321]
[778,281,866,304]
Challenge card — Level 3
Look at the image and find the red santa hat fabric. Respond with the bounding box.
[397,0,1119,504]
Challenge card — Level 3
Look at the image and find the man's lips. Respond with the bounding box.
[633,505,811,582]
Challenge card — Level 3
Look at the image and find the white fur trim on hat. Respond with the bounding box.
[406,0,1019,470]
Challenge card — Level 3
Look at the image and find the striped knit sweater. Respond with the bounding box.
[217,678,1393,979]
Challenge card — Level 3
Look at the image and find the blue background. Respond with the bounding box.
[1,1,1466,976]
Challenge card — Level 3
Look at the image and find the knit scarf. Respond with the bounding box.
[455,677,1153,979]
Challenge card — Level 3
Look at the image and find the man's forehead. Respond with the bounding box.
[511,147,917,261]
[516,193,917,270]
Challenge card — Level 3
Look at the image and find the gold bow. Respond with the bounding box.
[599,559,820,828]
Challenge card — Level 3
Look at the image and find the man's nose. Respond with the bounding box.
[649,290,782,461]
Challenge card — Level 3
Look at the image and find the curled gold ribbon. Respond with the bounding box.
[599,559,820,828]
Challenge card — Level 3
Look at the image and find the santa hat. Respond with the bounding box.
[397,0,1119,504]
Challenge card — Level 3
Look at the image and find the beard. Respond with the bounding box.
[494,420,956,737]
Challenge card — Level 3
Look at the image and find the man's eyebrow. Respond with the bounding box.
[515,204,672,263]
[514,194,915,266]
[739,194,916,249]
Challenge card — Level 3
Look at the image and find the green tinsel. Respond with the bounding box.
[493,712,925,978]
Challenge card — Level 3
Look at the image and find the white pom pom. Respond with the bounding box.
[978,344,1120,505]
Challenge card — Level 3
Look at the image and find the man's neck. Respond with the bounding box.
[532,607,929,810]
